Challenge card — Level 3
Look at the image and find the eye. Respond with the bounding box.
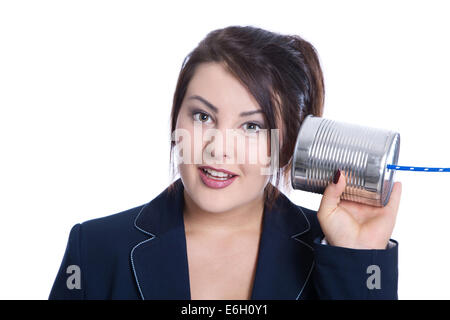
[242,122,262,133]
[192,111,212,124]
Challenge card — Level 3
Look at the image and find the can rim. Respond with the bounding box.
[291,114,315,189]
[381,132,401,206]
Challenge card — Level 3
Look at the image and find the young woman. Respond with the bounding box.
[49,25,402,300]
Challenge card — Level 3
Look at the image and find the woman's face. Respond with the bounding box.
[174,62,274,213]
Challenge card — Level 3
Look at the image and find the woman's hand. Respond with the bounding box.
[317,169,402,250]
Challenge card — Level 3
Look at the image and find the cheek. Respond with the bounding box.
[239,163,271,196]
[244,134,271,167]
[240,135,270,182]
[174,118,199,165]
[178,162,190,174]
[175,119,209,165]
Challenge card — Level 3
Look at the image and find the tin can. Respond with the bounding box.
[291,115,400,207]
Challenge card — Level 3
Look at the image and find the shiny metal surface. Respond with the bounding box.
[291,115,400,207]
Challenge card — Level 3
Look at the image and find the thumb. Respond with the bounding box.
[318,169,346,218]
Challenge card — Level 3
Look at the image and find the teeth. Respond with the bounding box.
[201,168,233,179]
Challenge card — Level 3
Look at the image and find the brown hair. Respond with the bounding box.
[167,25,324,211]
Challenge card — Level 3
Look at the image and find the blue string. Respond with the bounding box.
[387,164,450,172]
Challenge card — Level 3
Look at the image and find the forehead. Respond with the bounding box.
[184,62,261,113]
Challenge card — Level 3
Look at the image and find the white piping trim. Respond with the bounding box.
[130,202,157,300]
[291,205,315,300]
[290,204,311,238]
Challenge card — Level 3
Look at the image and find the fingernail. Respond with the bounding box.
[333,169,341,184]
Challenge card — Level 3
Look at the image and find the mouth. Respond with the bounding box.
[198,166,239,189]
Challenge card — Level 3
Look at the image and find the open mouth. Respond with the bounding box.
[198,167,238,189]
[199,167,237,180]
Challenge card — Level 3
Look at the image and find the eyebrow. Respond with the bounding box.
[187,95,264,117]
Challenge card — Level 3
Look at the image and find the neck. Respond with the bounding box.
[182,190,265,235]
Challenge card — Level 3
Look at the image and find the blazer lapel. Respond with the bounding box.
[130,178,314,300]
[250,193,314,300]
[130,179,191,300]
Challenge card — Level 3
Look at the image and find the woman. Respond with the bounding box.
[49,25,402,300]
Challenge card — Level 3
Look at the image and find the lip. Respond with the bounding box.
[198,166,239,177]
[198,167,238,189]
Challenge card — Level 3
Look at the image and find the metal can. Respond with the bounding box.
[291,115,400,207]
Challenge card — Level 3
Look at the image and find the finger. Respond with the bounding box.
[365,182,402,239]
[384,181,402,214]
[318,169,347,219]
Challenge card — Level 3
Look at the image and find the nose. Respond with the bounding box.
[203,127,236,164]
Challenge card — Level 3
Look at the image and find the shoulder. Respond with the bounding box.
[79,203,145,235]
[292,202,324,241]
[277,190,322,234]
[271,191,324,241]
[72,182,181,252]
[73,203,150,258]
[295,205,320,231]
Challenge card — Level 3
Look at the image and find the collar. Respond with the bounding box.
[131,178,314,300]
[134,178,310,238]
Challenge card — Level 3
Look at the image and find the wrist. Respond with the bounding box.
[324,237,388,250]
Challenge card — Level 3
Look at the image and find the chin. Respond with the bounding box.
[191,191,239,213]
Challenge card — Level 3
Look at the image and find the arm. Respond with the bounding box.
[49,223,85,299]
[311,169,401,299]
[312,237,398,299]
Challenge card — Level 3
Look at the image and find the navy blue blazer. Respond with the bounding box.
[49,178,398,300]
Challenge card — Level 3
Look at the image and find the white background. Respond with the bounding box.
[1,0,449,299]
